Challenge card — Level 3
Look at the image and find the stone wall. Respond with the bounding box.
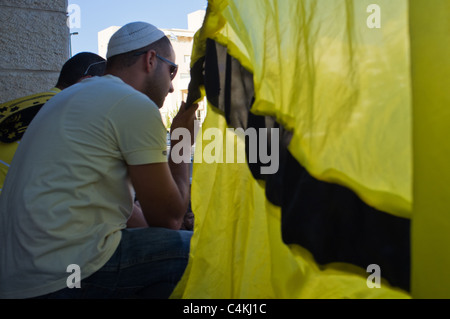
[0,0,69,103]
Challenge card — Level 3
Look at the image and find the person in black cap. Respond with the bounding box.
[0,52,106,193]
[0,22,197,299]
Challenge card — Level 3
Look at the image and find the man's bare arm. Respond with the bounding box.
[128,101,198,230]
[129,161,189,230]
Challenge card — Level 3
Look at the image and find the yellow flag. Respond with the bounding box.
[172,0,449,299]
[172,107,409,298]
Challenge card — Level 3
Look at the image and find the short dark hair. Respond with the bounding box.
[55,52,106,89]
[106,36,172,70]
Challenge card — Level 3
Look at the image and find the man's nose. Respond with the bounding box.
[169,82,174,93]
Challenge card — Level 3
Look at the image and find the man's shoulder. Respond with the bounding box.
[98,76,158,108]
[85,75,144,98]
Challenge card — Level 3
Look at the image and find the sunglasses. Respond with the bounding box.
[134,51,178,80]
[83,60,106,76]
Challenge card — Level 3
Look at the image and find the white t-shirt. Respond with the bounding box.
[0,75,168,298]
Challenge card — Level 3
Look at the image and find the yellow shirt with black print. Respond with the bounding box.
[0,88,61,193]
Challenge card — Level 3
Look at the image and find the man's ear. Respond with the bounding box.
[145,50,157,73]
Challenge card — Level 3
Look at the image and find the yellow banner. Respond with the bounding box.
[173,0,450,299]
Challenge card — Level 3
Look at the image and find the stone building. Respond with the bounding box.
[0,0,69,103]
[0,3,206,127]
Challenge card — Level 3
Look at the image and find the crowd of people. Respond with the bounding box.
[0,21,196,299]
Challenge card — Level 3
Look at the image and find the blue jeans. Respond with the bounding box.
[35,227,192,299]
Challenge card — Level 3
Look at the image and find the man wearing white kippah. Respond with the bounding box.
[0,22,198,299]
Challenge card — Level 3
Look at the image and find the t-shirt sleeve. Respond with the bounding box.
[108,93,168,165]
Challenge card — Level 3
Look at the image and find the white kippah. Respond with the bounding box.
[106,22,166,59]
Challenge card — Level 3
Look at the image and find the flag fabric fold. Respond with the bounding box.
[172,0,449,299]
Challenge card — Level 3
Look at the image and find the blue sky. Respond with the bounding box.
[68,0,208,56]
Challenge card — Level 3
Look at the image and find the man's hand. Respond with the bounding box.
[170,101,199,146]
